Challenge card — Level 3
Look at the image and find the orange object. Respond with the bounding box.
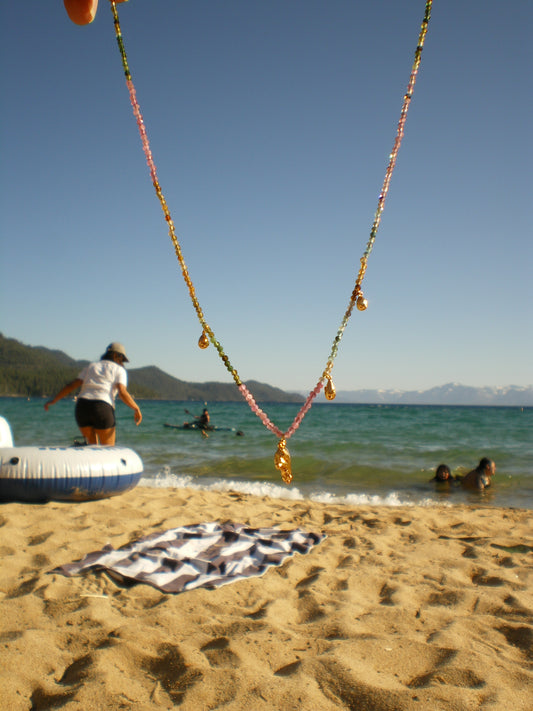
[64,0,99,25]
[64,0,127,26]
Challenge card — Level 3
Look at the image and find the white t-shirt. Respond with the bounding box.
[77,360,128,407]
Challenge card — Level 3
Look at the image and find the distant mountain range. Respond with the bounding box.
[1,334,530,406]
[0,334,303,403]
[326,383,533,407]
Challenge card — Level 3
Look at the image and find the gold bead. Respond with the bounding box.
[198,332,209,349]
[356,295,368,311]
[325,377,336,401]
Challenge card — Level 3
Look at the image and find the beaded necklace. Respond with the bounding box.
[110,0,433,484]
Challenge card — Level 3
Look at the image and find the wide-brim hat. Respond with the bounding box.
[106,342,129,362]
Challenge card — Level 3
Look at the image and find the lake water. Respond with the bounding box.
[1,398,531,509]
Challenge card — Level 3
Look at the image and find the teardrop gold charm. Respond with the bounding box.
[274,438,293,484]
[356,295,368,311]
[198,331,209,349]
[325,377,336,401]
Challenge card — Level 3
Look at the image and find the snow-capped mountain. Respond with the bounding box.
[318,383,533,406]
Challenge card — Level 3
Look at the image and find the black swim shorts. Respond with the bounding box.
[75,398,116,429]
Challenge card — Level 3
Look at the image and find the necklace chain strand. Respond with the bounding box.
[109,0,433,483]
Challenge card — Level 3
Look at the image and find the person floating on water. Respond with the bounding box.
[461,457,496,491]
[432,464,451,485]
[431,464,462,488]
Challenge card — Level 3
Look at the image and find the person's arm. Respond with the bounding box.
[44,378,83,410]
[117,383,142,425]
[477,473,491,490]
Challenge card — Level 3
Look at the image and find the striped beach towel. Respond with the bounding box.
[52,522,325,593]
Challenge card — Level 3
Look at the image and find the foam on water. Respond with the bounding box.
[140,471,442,507]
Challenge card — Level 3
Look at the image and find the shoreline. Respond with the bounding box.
[1,486,532,709]
[139,476,533,512]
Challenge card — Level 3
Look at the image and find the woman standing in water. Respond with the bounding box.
[45,342,142,445]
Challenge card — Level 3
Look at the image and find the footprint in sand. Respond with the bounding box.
[362,517,381,529]
[314,658,407,710]
[336,554,354,569]
[44,596,88,620]
[295,565,325,589]
[491,542,532,554]
[28,654,94,711]
[274,659,302,676]
[462,545,478,559]
[96,631,121,650]
[5,575,40,599]
[471,569,506,587]
[28,531,53,546]
[30,687,77,710]
[71,513,93,531]
[502,594,531,620]
[497,555,515,569]
[200,636,240,668]
[333,578,349,592]
[144,643,203,704]
[497,624,533,661]
[379,582,396,606]
[323,623,350,640]
[245,602,269,620]
[393,517,412,527]
[405,646,489,692]
[408,666,485,690]
[32,553,50,568]
[426,589,462,607]
[58,654,93,686]
[297,589,325,623]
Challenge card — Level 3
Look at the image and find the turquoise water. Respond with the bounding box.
[1,398,532,509]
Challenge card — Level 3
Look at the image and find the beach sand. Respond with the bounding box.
[1,486,532,710]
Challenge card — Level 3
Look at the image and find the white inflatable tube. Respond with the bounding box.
[0,446,144,502]
[0,417,143,503]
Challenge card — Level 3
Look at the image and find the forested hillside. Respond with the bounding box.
[0,335,303,403]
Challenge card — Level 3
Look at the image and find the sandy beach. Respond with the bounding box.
[1,486,532,710]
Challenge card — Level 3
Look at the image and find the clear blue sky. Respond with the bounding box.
[1,1,531,393]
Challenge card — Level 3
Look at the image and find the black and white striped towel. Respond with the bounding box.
[52,522,325,593]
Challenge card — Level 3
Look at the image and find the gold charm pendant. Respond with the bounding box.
[274,439,293,484]
[356,295,368,311]
[325,377,336,401]
[198,331,210,349]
